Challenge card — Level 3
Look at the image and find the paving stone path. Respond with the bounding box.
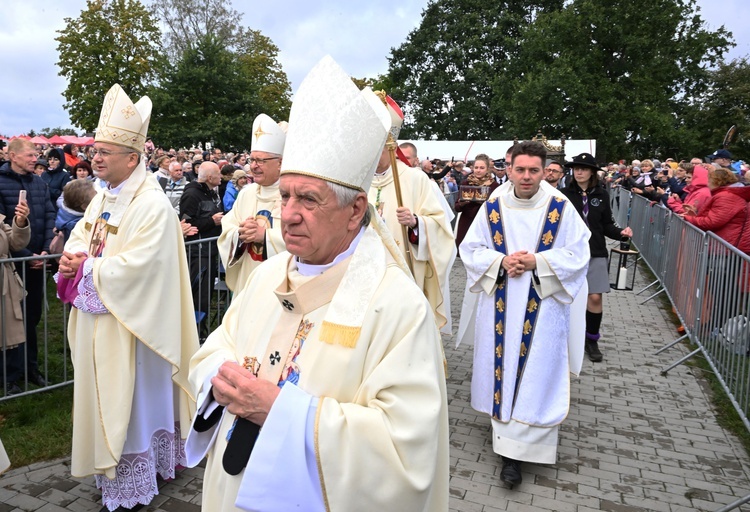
[2,259,749,511]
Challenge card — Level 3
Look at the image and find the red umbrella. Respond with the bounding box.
[12,134,31,140]
[30,135,49,145]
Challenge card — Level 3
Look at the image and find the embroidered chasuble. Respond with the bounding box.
[368,160,455,331]
[187,226,449,512]
[458,184,589,464]
[218,181,285,292]
[63,165,198,507]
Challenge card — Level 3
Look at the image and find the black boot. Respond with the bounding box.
[585,333,603,362]
[500,457,522,486]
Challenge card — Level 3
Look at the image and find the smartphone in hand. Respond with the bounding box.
[19,190,26,203]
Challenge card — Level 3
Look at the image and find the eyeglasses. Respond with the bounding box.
[545,167,563,173]
[92,148,134,158]
[249,157,280,165]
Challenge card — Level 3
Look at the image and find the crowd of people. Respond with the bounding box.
[1,55,748,511]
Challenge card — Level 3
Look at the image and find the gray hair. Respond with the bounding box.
[326,181,371,228]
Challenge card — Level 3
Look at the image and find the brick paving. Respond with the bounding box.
[2,258,750,511]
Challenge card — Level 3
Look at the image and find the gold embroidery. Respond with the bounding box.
[520,342,528,357]
[523,320,532,335]
[254,126,269,141]
[547,208,560,224]
[495,297,505,312]
[497,281,505,290]
[542,230,554,246]
[494,390,500,404]
[488,198,497,205]
[489,209,500,224]
[495,321,504,335]
[493,231,504,247]
[495,367,502,380]
[495,344,502,358]
[242,356,260,376]
[527,298,538,313]
[121,106,136,119]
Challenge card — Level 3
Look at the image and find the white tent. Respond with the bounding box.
[400,139,597,163]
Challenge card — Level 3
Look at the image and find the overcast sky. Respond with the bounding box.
[0,0,747,137]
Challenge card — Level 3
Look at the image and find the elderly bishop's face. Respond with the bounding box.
[280,174,364,265]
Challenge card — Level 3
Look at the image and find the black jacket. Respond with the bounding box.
[179,181,223,241]
[562,181,624,258]
[0,162,56,256]
[41,148,72,207]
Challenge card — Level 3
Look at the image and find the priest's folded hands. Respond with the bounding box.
[210,361,281,425]
[502,250,537,278]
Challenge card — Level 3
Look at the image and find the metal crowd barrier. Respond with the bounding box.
[613,189,750,511]
[623,193,750,435]
[1,237,230,401]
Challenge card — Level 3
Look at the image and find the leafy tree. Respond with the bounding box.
[148,35,282,150]
[55,0,164,132]
[690,58,750,162]
[148,0,291,148]
[153,0,266,61]
[38,127,79,137]
[387,0,564,140]
[494,0,732,161]
[235,29,292,123]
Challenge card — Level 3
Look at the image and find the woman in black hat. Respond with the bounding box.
[563,153,632,362]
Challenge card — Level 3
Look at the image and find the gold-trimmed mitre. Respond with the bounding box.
[95,84,151,152]
[280,55,390,192]
[251,114,287,155]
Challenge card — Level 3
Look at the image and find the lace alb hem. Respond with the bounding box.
[74,258,109,314]
[96,426,187,511]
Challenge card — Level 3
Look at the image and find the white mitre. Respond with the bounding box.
[95,84,152,152]
[280,55,390,191]
[251,114,287,155]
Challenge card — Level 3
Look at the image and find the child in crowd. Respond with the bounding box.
[54,179,97,244]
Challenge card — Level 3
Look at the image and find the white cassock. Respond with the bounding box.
[458,181,590,463]
[369,161,455,333]
[186,225,450,512]
[217,181,285,292]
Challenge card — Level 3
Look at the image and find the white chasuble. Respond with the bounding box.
[64,164,198,488]
[459,184,590,463]
[218,181,284,292]
[188,226,449,512]
[369,161,455,332]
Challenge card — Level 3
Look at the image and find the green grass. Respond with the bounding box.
[0,270,229,470]
[0,386,73,467]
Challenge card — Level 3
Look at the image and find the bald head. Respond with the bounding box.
[198,161,221,188]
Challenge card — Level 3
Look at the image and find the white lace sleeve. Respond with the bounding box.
[73,258,109,314]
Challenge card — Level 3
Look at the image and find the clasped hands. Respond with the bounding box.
[211,361,280,426]
[502,251,537,278]
[59,251,87,279]
[238,217,266,244]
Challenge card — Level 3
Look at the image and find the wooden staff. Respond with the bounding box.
[386,133,414,274]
